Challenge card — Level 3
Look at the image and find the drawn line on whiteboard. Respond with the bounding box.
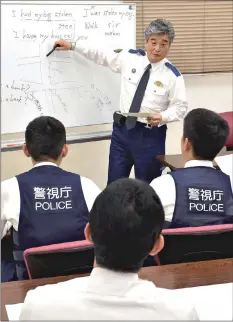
[17,61,42,66]
[16,56,40,60]
[17,61,43,84]
[22,86,83,94]
[17,39,37,43]
[16,44,41,59]
[20,80,42,84]
[52,80,76,85]
[52,91,68,113]
[49,60,73,64]
[40,62,43,85]
[45,90,53,114]
[41,35,49,43]
[20,19,75,22]
[50,90,56,114]
[49,89,66,114]
[48,61,77,85]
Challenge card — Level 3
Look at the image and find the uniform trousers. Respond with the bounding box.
[108,121,167,184]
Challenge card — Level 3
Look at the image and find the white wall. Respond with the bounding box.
[2,73,232,189]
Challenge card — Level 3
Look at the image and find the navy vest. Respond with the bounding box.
[13,166,89,280]
[169,167,233,228]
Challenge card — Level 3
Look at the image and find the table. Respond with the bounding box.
[157,150,232,170]
[2,258,233,321]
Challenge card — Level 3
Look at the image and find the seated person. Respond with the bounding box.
[1,116,101,281]
[150,108,233,228]
[19,178,198,320]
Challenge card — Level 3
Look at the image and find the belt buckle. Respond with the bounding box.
[145,122,152,129]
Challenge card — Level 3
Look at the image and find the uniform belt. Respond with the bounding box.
[113,111,147,127]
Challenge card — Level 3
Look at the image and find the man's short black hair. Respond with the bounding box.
[89,178,165,273]
[183,108,229,161]
[25,116,66,161]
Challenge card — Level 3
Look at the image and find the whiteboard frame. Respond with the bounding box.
[1,130,112,152]
[1,2,136,148]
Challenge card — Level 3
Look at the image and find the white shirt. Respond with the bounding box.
[150,160,218,222]
[1,162,101,239]
[74,45,187,124]
[19,267,199,320]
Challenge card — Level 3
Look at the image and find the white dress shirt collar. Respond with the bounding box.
[33,161,58,168]
[86,267,145,296]
[144,55,166,71]
[184,160,214,168]
[90,267,139,281]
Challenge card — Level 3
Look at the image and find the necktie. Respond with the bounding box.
[125,64,152,130]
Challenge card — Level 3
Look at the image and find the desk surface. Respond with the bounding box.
[158,150,232,170]
[2,258,233,321]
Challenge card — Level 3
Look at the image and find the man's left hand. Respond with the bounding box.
[147,114,162,127]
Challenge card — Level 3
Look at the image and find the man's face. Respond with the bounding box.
[145,33,170,63]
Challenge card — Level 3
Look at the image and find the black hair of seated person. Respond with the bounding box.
[89,178,165,273]
[25,116,66,161]
[183,108,229,161]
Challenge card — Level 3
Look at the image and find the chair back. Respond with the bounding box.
[158,224,233,265]
[24,240,94,279]
[219,112,233,150]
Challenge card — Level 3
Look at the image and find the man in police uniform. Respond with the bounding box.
[1,116,101,281]
[55,19,187,184]
[150,108,233,228]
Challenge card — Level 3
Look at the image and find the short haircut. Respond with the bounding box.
[183,108,229,160]
[145,19,175,42]
[89,178,165,273]
[25,116,66,161]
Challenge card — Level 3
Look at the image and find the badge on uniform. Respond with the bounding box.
[131,68,136,73]
[114,49,123,53]
[154,81,163,88]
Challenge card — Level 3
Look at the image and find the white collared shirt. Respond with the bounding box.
[150,160,226,223]
[74,45,187,124]
[19,267,199,320]
[1,162,101,239]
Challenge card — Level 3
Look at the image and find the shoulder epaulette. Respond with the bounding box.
[128,49,146,56]
[165,62,181,77]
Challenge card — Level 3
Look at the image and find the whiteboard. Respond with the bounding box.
[1,2,136,134]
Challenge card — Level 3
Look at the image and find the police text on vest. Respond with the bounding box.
[189,203,224,212]
[187,188,224,213]
[35,200,72,211]
[33,186,73,211]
